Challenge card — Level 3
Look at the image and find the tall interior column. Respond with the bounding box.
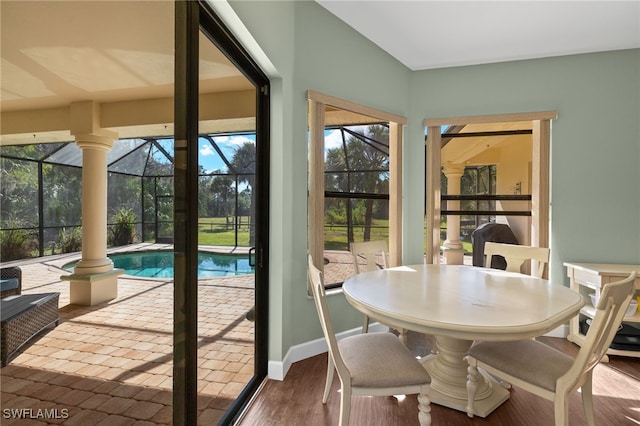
[442,163,465,265]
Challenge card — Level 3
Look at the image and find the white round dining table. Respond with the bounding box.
[342,264,585,417]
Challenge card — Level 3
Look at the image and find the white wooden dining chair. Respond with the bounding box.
[483,242,551,388]
[465,271,637,426]
[350,240,389,333]
[307,255,432,426]
[350,240,389,273]
[484,242,550,278]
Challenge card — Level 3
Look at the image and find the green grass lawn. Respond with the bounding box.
[196,217,474,255]
[324,220,389,251]
[198,216,251,246]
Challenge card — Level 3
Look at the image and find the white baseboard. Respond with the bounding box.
[267,323,387,381]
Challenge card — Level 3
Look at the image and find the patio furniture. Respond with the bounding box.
[1,266,22,298]
[471,223,519,268]
[1,292,60,366]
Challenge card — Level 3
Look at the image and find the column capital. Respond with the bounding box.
[70,100,118,151]
[74,130,118,151]
[442,162,465,177]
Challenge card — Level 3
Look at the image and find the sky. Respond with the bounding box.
[324,125,370,157]
[197,127,367,172]
[198,133,255,173]
[324,129,344,151]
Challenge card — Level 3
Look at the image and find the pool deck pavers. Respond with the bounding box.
[0,245,257,425]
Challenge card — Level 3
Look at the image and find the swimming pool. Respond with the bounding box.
[64,251,254,278]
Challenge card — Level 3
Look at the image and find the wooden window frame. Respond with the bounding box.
[424,111,556,265]
[307,90,406,277]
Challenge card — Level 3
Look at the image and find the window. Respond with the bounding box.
[441,165,497,242]
[424,112,556,265]
[307,90,406,287]
[323,124,390,286]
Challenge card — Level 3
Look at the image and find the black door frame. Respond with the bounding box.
[174,2,270,424]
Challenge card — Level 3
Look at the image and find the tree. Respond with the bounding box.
[203,173,234,218]
[230,142,256,245]
[324,125,389,243]
[44,164,82,228]
[1,146,83,255]
[1,156,39,229]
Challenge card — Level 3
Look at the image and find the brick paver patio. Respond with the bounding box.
[1,246,255,425]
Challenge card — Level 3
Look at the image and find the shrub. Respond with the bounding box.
[325,207,346,225]
[0,220,37,261]
[58,227,82,253]
[110,208,137,246]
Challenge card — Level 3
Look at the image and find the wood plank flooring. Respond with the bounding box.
[237,335,640,426]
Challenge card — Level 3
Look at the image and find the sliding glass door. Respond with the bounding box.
[174,2,269,424]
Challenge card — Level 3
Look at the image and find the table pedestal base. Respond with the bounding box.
[421,336,509,417]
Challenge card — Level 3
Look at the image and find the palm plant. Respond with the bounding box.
[110,208,137,246]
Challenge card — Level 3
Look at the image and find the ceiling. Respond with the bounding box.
[0,1,251,113]
[1,1,638,146]
[0,1,254,145]
[316,1,640,71]
[441,121,533,167]
[3,1,638,113]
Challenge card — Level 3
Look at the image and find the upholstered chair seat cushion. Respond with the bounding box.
[339,332,431,388]
[468,339,573,392]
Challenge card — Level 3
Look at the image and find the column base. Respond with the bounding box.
[441,246,465,265]
[73,258,114,275]
[62,269,124,306]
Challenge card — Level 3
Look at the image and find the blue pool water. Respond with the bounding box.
[64,251,254,278]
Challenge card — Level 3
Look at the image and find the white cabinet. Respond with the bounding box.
[565,262,640,358]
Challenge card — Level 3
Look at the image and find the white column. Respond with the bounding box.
[60,101,123,305]
[63,132,124,305]
[442,163,465,265]
[73,134,115,274]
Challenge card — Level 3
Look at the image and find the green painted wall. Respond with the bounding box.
[229,0,411,362]
[228,1,640,365]
[407,50,640,284]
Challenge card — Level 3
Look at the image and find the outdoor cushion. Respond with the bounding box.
[0,278,19,294]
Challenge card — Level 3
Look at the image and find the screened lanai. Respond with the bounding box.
[0,133,257,261]
[1,120,389,268]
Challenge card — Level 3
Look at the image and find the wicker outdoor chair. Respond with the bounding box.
[0,266,60,366]
[1,266,22,298]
